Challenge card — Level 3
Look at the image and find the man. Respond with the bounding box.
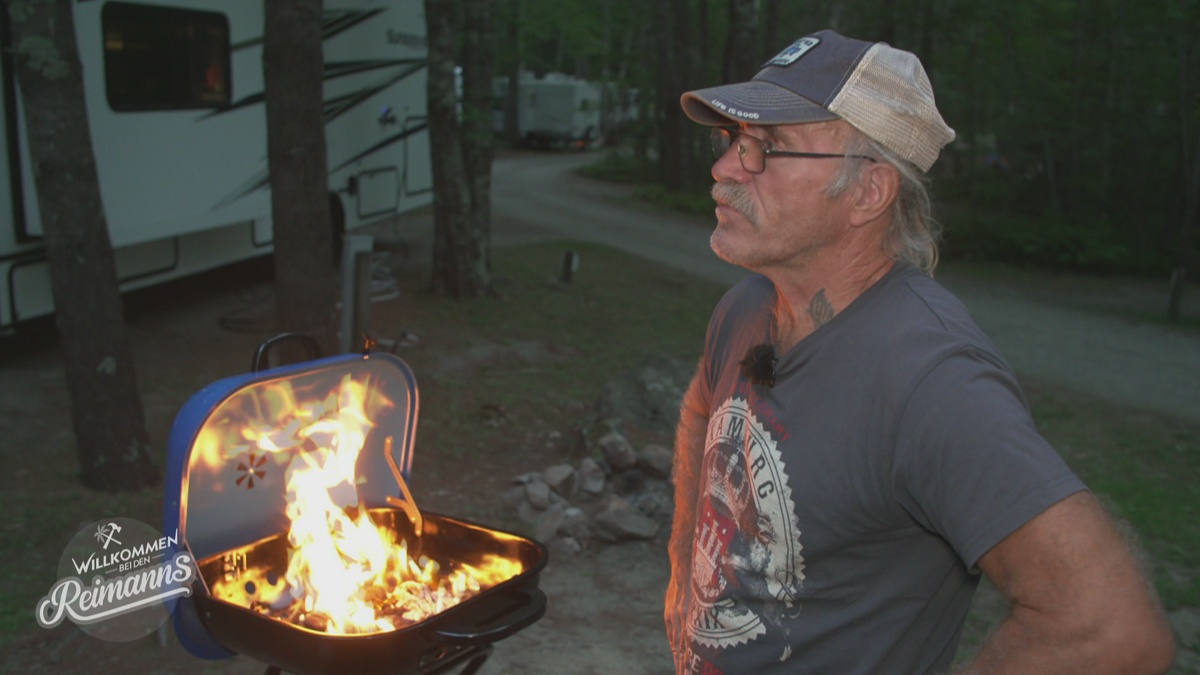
[665,30,1176,675]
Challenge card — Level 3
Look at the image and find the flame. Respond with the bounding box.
[208,373,523,634]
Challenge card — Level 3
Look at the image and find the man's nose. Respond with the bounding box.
[712,140,751,184]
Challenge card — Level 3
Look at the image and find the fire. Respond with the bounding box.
[208,373,522,634]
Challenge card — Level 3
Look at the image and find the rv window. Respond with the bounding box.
[102,2,231,111]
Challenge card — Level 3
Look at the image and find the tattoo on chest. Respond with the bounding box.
[808,289,834,328]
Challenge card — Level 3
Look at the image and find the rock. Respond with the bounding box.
[599,432,637,471]
[560,507,590,542]
[525,479,551,510]
[611,468,647,496]
[543,464,578,497]
[637,444,673,479]
[549,536,583,557]
[592,496,660,542]
[535,504,566,542]
[632,489,673,521]
[500,486,526,509]
[516,500,541,524]
[579,458,606,495]
[511,472,541,485]
[596,457,614,476]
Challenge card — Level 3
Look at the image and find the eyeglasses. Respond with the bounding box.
[711,127,877,174]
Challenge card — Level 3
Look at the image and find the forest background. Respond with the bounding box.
[500,0,1200,295]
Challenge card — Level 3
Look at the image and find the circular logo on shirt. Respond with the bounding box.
[687,396,805,651]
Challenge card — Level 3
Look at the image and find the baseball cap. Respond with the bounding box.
[680,30,955,173]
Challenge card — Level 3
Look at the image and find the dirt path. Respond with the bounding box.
[485,542,674,675]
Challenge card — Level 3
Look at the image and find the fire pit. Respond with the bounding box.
[162,335,547,675]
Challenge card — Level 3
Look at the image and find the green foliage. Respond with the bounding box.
[941,209,1143,274]
[508,0,1200,277]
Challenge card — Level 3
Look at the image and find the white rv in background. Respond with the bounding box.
[492,72,602,147]
[0,0,432,331]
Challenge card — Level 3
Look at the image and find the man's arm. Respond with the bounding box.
[665,367,710,660]
[956,491,1175,674]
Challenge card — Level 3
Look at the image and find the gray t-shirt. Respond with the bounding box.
[674,263,1085,675]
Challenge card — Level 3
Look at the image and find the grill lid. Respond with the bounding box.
[162,351,419,658]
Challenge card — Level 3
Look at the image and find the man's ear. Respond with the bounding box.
[848,162,900,227]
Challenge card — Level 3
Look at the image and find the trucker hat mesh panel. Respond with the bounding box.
[827,45,954,172]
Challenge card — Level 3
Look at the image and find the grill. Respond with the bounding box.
[162,335,548,675]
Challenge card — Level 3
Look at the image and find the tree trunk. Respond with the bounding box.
[656,0,682,192]
[263,0,338,355]
[504,0,522,147]
[426,0,490,298]
[698,0,711,83]
[762,0,782,58]
[723,0,760,83]
[1170,16,1200,322]
[4,0,157,490]
[462,0,494,276]
[673,0,695,185]
[876,0,896,44]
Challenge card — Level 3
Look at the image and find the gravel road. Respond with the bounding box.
[384,150,1200,424]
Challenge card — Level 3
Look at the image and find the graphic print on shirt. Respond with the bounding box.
[687,395,804,655]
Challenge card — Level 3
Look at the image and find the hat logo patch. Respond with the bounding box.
[764,37,820,67]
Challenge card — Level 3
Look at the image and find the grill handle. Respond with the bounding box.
[432,586,547,646]
[252,333,324,372]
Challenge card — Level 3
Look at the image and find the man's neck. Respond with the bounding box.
[768,249,896,354]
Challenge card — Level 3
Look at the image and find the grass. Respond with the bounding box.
[2,240,1198,669]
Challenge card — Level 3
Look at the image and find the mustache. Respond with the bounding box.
[711,182,759,225]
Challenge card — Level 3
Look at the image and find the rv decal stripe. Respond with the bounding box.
[230,8,385,52]
[323,62,427,125]
[328,123,428,175]
[211,170,270,212]
[322,10,385,42]
[324,59,423,80]
[198,92,266,120]
[200,60,424,122]
[212,122,426,209]
[230,37,261,52]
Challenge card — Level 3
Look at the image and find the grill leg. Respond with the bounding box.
[456,647,492,675]
[420,644,494,675]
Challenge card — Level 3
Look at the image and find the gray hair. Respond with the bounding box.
[823,129,941,275]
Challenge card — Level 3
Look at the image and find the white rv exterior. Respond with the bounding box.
[0,0,432,331]
[492,72,602,146]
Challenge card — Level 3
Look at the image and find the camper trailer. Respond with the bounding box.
[0,0,432,331]
[492,72,602,147]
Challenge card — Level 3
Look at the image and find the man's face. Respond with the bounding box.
[709,120,857,272]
